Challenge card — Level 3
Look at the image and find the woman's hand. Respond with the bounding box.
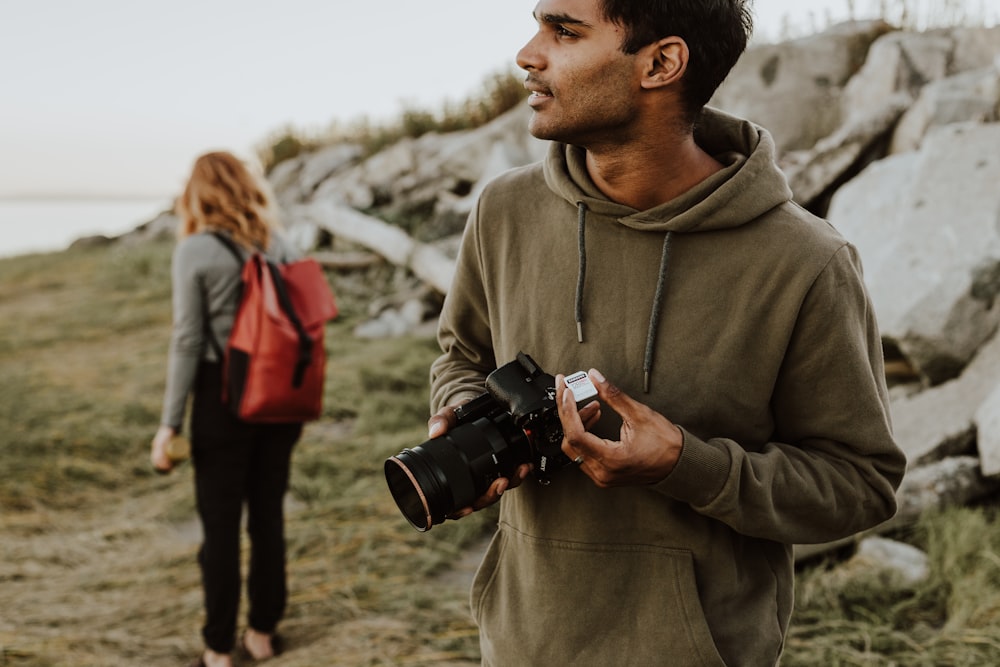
[150,425,176,474]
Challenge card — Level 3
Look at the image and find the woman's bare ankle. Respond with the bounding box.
[243,627,274,659]
[203,648,233,667]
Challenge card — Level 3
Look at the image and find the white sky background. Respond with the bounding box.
[1,0,995,198]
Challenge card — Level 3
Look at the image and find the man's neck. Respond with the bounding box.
[583,131,724,211]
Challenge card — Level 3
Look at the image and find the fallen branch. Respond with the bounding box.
[293,201,456,294]
[311,250,383,271]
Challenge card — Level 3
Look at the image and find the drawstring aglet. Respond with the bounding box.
[644,371,650,393]
[577,322,584,343]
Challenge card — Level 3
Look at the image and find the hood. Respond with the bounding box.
[542,106,794,233]
[539,107,794,391]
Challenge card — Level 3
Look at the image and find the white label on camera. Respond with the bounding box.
[565,371,597,402]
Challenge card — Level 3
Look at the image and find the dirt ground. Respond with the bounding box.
[0,479,487,667]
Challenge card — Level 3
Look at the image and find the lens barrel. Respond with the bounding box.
[384,414,527,531]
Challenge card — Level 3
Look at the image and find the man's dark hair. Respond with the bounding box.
[599,0,753,123]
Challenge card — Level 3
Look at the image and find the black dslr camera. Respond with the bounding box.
[384,352,592,532]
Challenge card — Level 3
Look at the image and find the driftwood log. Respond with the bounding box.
[296,201,456,294]
[311,250,382,271]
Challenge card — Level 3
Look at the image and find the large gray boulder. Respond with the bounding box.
[771,26,1000,208]
[890,64,1000,153]
[304,104,546,239]
[891,329,1000,466]
[780,93,909,207]
[950,25,1000,73]
[711,20,892,153]
[839,25,1000,155]
[840,30,954,124]
[828,121,1000,383]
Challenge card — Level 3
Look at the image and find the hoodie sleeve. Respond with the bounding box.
[653,243,906,544]
[430,199,500,412]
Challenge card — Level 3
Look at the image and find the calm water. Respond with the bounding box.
[0,198,172,259]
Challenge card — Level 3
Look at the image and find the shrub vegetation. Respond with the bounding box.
[257,68,527,174]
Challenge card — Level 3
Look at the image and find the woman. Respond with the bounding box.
[151,151,301,667]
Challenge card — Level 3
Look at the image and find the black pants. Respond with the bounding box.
[190,362,302,653]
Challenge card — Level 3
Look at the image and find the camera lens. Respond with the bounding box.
[384,415,527,531]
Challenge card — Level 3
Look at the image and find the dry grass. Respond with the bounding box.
[2,242,1000,666]
[785,506,1000,666]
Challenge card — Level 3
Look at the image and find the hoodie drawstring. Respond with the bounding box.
[644,232,673,392]
[575,202,588,343]
[574,201,673,393]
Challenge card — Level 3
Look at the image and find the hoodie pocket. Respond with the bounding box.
[470,525,727,667]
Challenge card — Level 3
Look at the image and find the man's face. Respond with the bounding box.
[516,0,642,146]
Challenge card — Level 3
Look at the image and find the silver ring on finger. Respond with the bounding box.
[574,455,584,465]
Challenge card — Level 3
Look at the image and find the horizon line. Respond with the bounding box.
[0,191,174,203]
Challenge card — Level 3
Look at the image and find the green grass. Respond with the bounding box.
[0,242,174,511]
[1,242,999,665]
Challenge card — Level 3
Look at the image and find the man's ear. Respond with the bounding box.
[640,37,688,90]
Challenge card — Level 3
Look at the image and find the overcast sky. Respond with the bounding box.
[1,0,990,198]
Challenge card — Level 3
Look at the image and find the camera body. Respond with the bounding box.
[384,352,578,531]
[482,351,573,481]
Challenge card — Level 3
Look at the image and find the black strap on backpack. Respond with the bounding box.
[265,261,314,388]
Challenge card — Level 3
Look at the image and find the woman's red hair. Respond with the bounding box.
[175,151,279,250]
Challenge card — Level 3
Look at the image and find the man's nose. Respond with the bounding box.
[516,32,544,71]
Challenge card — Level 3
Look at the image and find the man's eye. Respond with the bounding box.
[555,25,577,38]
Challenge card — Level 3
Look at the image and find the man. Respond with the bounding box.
[427,0,906,664]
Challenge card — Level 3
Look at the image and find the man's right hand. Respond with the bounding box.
[426,403,533,520]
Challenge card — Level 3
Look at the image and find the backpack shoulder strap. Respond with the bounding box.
[210,231,248,266]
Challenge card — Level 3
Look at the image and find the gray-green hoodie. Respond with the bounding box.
[430,108,905,666]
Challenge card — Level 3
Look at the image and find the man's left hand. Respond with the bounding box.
[556,369,684,487]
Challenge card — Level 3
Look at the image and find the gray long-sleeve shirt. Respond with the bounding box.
[160,230,299,429]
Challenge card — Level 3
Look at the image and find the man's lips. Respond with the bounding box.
[527,91,553,107]
[525,79,553,107]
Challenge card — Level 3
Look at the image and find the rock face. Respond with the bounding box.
[828,122,1000,383]
[278,104,548,244]
[710,20,894,153]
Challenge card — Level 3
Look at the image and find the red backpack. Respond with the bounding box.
[208,232,338,423]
